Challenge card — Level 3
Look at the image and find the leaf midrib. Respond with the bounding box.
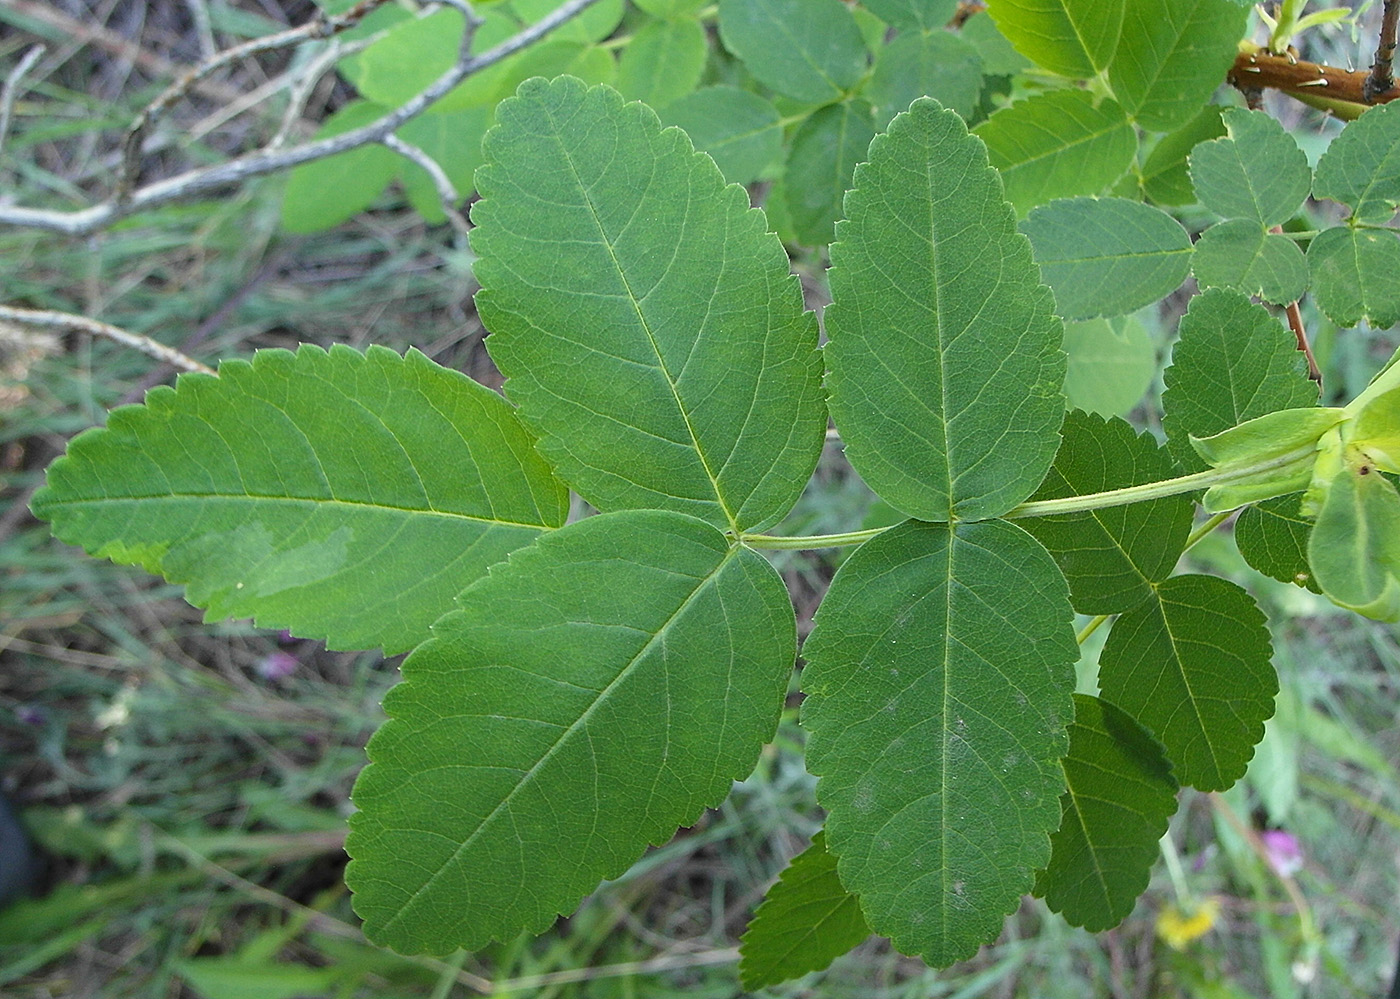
[379,541,742,938]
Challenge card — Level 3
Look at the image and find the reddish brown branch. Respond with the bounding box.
[1230,47,1400,109]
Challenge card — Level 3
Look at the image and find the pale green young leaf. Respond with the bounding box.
[1236,494,1320,591]
[983,0,1123,79]
[801,520,1078,968]
[616,16,707,108]
[1019,411,1193,615]
[974,92,1136,216]
[1311,100,1400,224]
[346,510,795,954]
[281,102,399,233]
[825,98,1066,522]
[1307,227,1400,330]
[738,831,871,990]
[472,78,825,533]
[1191,220,1308,307]
[1021,197,1192,321]
[784,100,877,246]
[1162,288,1319,470]
[1106,0,1248,132]
[1188,108,1311,226]
[659,86,782,185]
[1098,574,1275,791]
[717,0,868,104]
[396,108,491,224]
[1034,694,1178,931]
[1308,465,1400,621]
[31,345,568,655]
[862,0,958,31]
[868,30,984,125]
[1191,406,1342,511]
[1141,105,1225,206]
[340,7,465,109]
[1062,316,1158,418]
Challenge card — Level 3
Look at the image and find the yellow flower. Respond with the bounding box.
[1156,897,1221,950]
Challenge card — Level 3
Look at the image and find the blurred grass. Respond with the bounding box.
[0,1,1398,997]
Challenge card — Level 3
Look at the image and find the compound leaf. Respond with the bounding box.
[1105,0,1247,132]
[1062,316,1158,418]
[1307,226,1400,330]
[1098,574,1275,791]
[784,100,877,247]
[974,91,1136,216]
[738,831,871,990]
[347,510,795,953]
[32,345,568,654]
[616,16,707,109]
[1018,411,1193,615]
[984,0,1122,79]
[802,519,1078,967]
[717,0,868,105]
[472,78,825,533]
[825,98,1065,523]
[1188,108,1311,226]
[1021,196,1192,321]
[1191,220,1308,306]
[867,30,984,126]
[1312,101,1400,225]
[1161,288,1319,471]
[1034,694,1178,931]
[660,86,782,185]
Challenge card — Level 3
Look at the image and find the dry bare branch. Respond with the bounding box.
[0,305,216,375]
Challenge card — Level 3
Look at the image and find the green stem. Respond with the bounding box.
[742,445,1315,550]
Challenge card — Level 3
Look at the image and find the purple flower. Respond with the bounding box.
[256,651,298,682]
[1260,829,1303,877]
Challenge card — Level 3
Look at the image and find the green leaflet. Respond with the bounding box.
[738,831,871,989]
[862,0,959,31]
[346,510,795,954]
[1307,227,1400,330]
[1034,694,1178,931]
[1236,494,1320,591]
[1062,316,1158,418]
[974,91,1136,216]
[867,30,984,126]
[1104,0,1247,132]
[716,0,868,105]
[396,108,492,224]
[1312,101,1400,225]
[802,519,1078,967]
[472,78,825,533]
[1189,108,1311,226]
[616,16,706,109]
[825,98,1065,523]
[1190,220,1309,306]
[1098,574,1275,791]
[281,102,400,233]
[660,86,783,185]
[784,100,877,247]
[1309,463,1400,621]
[633,0,707,16]
[1021,197,1192,321]
[31,345,568,654]
[1161,288,1319,472]
[984,0,1122,79]
[1019,411,1193,615]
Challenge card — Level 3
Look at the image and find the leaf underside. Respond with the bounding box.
[802,519,1078,967]
[32,344,568,654]
[347,510,795,954]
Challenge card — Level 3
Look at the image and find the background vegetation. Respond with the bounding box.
[0,0,1397,995]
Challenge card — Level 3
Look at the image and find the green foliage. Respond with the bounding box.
[31,0,1400,986]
